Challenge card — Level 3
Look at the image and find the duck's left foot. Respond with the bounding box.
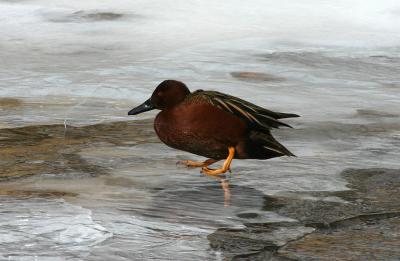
[201,167,227,175]
[177,159,218,168]
[201,147,235,175]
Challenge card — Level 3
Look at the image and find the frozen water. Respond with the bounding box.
[1,0,400,102]
[0,197,112,260]
[0,0,400,260]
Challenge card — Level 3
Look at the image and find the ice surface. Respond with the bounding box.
[1,0,400,101]
[0,197,112,260]
[0,0,400,260]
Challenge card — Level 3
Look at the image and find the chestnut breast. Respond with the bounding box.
[154,102,247,159]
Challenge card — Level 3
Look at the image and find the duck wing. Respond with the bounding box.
[189,90,299,130]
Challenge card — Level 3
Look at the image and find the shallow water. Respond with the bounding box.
[1,0,400,260]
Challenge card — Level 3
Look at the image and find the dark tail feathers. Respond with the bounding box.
[249,131,295,157]
[275,112,300,119]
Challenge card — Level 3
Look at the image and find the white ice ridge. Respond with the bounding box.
[1,0,400,50]
[0,197,112,259]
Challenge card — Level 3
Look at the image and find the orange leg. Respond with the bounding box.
[177,159,218,168]
[201,147,235,175]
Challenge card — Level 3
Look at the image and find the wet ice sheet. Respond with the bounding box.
[0,141,291,260]
[1,0,400,260]
[0,117,301,260]
[1,45,400,259]
[0,117,398,260]
[1,0,400,102]
[0,197,112,260]
[0,96,144,128]
[1,47,400,260]
[1,44,400,128]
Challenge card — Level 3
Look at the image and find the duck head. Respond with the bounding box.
[128,80,190,115]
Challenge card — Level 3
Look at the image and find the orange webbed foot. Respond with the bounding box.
[200,147,235,176]
[177,159,218,168]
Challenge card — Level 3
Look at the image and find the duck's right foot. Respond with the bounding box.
[177,159,218,168]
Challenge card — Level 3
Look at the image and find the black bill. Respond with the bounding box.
[128,99,155,115]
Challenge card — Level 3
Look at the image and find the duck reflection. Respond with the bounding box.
[206,175,231,207]
[132,177,266,228]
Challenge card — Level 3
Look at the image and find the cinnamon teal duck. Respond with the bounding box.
[128,80,299,175]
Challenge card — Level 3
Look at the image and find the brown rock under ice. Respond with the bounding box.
[208,168,400,260]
